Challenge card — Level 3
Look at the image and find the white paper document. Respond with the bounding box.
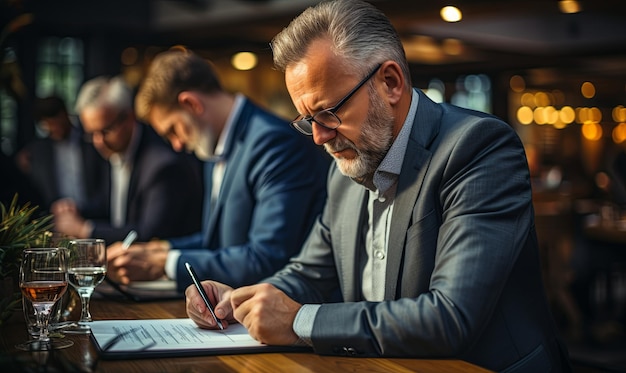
[90,318,303,359]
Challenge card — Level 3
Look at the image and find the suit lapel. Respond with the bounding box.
[384,89,441,300]
[384,143,431,299]
[339,182,367,302]
[126,126,145,217]
[204,99,252,248]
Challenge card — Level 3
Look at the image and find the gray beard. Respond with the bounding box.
[326,90,394,180]
[192,126,216,161]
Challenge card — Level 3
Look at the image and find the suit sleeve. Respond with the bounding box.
[175,126,329,291]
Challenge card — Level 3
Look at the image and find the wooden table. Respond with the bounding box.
[0,297,492,372]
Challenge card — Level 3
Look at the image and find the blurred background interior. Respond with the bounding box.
[1,0,625,371]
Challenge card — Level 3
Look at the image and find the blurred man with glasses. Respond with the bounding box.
[52,75,203,245]
[185,1,571,372]
[105,49,330,292]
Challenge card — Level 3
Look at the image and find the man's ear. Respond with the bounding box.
[178,91,204,115]
[380,61,404,106]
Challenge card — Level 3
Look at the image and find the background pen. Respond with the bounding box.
[103,230,140,301]
[121,230,137,250]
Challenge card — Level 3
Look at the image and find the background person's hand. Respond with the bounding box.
[51,198,91,238]
[230,283,301,345]
[185,280,236,329]
[107,240,170,283]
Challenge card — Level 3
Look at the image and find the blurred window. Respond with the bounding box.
[0,37,83,156]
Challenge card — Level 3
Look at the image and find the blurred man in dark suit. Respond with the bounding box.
[51,76,203,244]
[15,95,107,215]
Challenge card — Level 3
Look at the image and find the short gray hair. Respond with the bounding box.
[75,75,133,114]
[271,0,411,87]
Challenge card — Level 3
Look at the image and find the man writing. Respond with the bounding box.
[185,1,571,371]
[107,49,329,291]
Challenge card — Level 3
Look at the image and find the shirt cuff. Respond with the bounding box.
[292,304,321,346]
[164,248,181,280]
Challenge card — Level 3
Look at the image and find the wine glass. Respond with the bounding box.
[16,247,74,351]
[63,238,107,334]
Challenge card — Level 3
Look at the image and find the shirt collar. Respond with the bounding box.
[213,93,245,159]
[372,89,419,194]
[110,122,141,166]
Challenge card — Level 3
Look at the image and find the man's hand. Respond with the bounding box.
[230,283,301,345]
[51,198,91,238]
[107,240,170,283]
[185,280,236,329]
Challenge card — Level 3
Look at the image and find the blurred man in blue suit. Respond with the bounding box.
[107,49,330,291]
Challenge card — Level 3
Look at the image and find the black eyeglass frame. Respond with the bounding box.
[290,63,383,136]
[84,111,128,142]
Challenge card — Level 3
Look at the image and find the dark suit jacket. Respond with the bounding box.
[265,89,569,372]
[19,127,108,215]
[170,98,330,290]
[90,124,203,244]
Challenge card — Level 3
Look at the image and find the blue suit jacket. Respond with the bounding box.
[265,90,569,372]
[91,125,203,244]
[171,98,330,291]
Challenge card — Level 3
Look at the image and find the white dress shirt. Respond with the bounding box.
[293,89,420,344]
[109,124,141,227]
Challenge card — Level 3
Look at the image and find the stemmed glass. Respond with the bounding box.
[63,238,107,334]
[16,247,74,351]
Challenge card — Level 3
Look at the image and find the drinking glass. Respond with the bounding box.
[16,247,74,351]
[63,238,107,334]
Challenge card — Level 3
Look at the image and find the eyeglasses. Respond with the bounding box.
[85,111,127,141]
[290,63,382,136]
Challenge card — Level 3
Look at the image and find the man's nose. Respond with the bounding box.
[92,132,104,146]
[312,122,336,145]
[169,137,184,152]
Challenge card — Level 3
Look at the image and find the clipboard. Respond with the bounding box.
[95,278,184,302]
[89,318,311,360]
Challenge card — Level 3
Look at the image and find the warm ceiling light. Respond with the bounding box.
[560,106,575,124]
[442,38,463,55]
[582,121,602,141]
[121,47,138,66]
[440,6,462,22]
[558,0,581,14]
[509,75,526,93]
[581,81,596,99]
[613,105,626,122]
[612,123,626,143]
[517,106,534,125]
[231,52,257,71]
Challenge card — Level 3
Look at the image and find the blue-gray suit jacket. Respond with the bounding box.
[171,98,330,291]
[265,90,569,372]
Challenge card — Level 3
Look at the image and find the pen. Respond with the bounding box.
[185,262,224,330]
[121,230,137,251]
[102,230,140,301]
